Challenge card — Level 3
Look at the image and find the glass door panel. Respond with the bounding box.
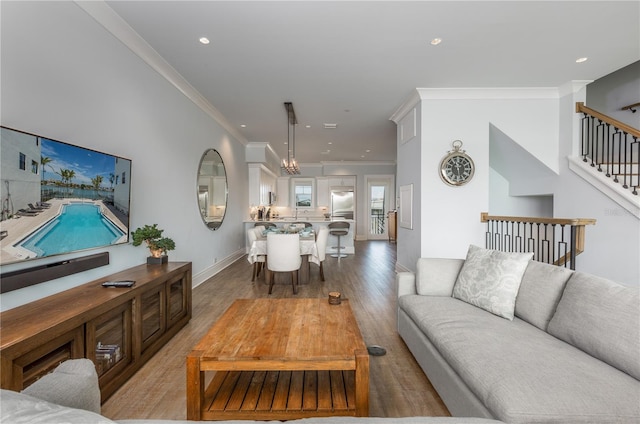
[368,183,388,239]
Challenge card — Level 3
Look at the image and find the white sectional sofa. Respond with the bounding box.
[397,246,640,423]
[0,358,503,424]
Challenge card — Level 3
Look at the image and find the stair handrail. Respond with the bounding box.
[576,102,640,138]
[481,212,596,270]
[480,212,596,227]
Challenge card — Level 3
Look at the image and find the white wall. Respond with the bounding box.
[394,101,423,272]
[393,82,638,285]
[416,90,559,262]
[586,61,640,129]
[555,86,639,286]
[489,169,553,217]
[0,2,249,310]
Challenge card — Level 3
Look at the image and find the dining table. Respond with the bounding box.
[247,229,320,284]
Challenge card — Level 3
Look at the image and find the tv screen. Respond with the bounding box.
[0,126,131,266]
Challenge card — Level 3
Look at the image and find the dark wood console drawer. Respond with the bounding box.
[1,326,84,391]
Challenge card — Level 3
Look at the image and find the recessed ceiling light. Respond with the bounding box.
[361,155,365,158]
[430,38,442,46]
[328,142,333,145]
[284,142,288,145]
[366,149,371,153]
[576,57,588,63]
[240,124,247,128]
[199,37,210,45]
[305,125,311,128]
[323,123,337,129]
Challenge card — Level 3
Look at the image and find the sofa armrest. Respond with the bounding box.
[397,271,417,297]
[21,358,101,414]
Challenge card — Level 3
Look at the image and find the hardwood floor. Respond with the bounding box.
[101,240,449,420]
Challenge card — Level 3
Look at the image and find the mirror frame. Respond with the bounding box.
[197,149,227,231]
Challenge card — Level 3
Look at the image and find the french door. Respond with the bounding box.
[366,176,393,240]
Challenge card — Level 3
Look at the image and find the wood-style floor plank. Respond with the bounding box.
[101,240,450,420]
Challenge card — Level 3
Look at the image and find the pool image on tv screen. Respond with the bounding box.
[0,127,131,265]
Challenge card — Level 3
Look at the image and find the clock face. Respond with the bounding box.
[440,153,474,186]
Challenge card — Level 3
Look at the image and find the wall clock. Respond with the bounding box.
[439,140,475,186]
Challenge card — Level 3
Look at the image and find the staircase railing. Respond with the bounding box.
[481,212,596,270]
[576,102,639,196]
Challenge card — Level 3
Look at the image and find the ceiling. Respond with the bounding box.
[105,1,640,165]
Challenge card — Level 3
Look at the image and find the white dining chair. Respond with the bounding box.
[266,233,302,294]
[314,227,329,281]
[247,228,265,281]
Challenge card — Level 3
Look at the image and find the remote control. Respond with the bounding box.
[102,281,135,288]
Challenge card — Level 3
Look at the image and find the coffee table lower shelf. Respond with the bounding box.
[201,369,358,420]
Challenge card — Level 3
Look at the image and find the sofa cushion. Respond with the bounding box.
[0,389,115,424]
[514,260,574,331]
[398,295,640,423]
[452,245,533,320]
[22,358,101,414]
[548,272,640,380]
[416,258,464,296]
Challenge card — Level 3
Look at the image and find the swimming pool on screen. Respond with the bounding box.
[17,203,126,257]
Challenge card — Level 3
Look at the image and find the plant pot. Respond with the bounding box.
[147,255,168,265]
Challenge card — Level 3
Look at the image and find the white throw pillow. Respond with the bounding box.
[452,245,533,320]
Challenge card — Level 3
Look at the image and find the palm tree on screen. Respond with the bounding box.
[92,175,104,199]
[56,169,76,197]
[40,156,53,183]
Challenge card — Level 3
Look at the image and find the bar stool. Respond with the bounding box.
[328,221,350,259]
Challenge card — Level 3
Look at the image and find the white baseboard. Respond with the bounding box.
[192,249,246,289]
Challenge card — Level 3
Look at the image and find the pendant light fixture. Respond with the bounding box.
[281,102,300,175]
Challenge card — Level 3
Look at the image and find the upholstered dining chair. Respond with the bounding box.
[247,228,265,281]
[314,227,329,281]
[266,233,302,294]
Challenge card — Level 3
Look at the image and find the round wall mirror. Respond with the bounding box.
[197,149,227,230]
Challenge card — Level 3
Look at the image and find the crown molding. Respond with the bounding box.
[416,87,560,100]
[75,1,248,145]
[390,89,421,123]
[558,80,592,98]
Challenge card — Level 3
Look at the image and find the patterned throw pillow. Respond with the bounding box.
[452,245,533,320]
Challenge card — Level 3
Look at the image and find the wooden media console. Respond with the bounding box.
[0,262,192,402]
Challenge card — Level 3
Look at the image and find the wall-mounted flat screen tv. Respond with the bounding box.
[0,126,131,266]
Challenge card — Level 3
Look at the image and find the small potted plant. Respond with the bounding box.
[131,224,176,264]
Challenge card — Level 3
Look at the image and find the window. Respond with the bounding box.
[31,160,38,174]
[292,179,314,208]
[19,153,26,170]
[115,175,119,185]
[121,172,126,184]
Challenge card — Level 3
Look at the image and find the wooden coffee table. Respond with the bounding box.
[186,298,369,421]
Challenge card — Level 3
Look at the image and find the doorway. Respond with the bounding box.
[366,176,394,240]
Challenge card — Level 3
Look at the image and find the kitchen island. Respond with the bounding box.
[244,218,355,255]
